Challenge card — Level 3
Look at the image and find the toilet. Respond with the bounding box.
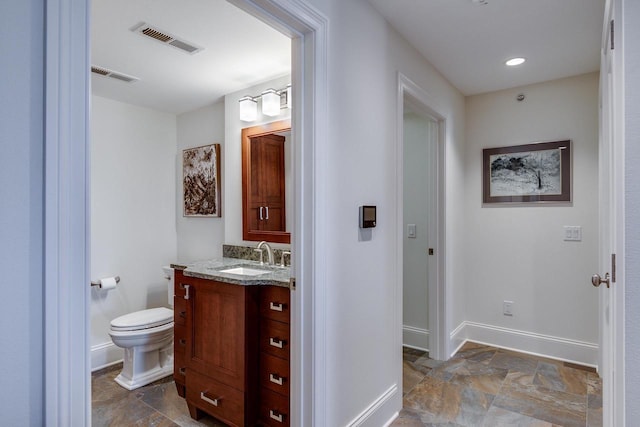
[108,266,175,390]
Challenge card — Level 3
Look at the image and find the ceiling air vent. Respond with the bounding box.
[91,66,139,83]
[132,22,203,55]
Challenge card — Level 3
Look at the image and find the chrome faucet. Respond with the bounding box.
[256,241,275,265]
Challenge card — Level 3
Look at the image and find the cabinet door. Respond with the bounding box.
[185,278,258,391]
[241,120,290,244]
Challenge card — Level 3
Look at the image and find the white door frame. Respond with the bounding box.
[44,0,328,425]
[599,0,626,425]
[396,73,448,365]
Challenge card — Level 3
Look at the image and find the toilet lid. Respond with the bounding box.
[110,307,173,331]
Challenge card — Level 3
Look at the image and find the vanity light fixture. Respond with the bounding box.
[238,84,292,122]
[505,57,526,66]
[239,96,258,122]
[261,89,281,117]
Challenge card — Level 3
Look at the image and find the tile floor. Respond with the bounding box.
[92,364,224,426]
[92,342,602,426]
[393,342,602,427]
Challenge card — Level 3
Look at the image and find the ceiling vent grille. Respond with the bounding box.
[132,22,203,55]
[91,65,139,83]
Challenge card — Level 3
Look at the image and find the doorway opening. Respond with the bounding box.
[396,74,448,389]
[45,0,327,425]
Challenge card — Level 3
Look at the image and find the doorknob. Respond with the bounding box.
[592,273,611,288]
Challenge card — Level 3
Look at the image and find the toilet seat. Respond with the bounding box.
[110,307,173,332]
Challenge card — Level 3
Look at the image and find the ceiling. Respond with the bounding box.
[368,0,605,95]
[92,0,605,114]
[91,0,291,114]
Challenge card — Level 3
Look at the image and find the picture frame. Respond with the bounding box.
[482,140,571,205]
[183,143,221,217]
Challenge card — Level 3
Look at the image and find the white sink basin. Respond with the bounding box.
[218,266,270,276]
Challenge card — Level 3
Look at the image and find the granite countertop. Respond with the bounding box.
[171,258,290,288]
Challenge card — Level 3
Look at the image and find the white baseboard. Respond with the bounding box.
[346,385,399,427]
[91,342,123,372]
[402,325,429,351]
[450,321,598,368]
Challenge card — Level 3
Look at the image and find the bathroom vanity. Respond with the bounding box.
[172,259,291,427]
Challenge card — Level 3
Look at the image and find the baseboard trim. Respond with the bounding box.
[402,325,429,352]
[450,321,598,367]
[91,342,122,372]
[346,384,398,427]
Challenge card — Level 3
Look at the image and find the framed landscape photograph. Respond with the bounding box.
[183,143,221,217]
[483,140,571,205]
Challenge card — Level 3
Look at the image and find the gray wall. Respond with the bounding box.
[0,0,44,424]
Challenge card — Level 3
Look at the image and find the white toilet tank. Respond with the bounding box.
[162,266,174,307]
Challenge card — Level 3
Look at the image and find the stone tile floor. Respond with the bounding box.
[92,364,224,426]
[393,342,602,427]
[92,342,602,426]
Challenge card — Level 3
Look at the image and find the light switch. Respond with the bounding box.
[563,226,582,241]
[407,224,417,238]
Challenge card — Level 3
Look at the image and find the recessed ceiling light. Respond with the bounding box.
[505,57,526,66]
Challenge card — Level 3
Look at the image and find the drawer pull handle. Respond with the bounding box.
[179,339,186,346]
[269,373,284,385]
[200,391,219,407]
[181,284,190,300]
[178,367,186,376]
[269,410,283,423]
[179,311,186,318]
[270,302,284,312]
[269,338,284,349]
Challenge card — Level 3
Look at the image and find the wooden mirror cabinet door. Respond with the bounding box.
[242,120,291,244]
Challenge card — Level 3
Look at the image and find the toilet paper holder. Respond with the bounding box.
[90,276,121,287]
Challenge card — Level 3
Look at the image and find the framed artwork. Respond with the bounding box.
[483,140,571,205]
[183,143,221,217]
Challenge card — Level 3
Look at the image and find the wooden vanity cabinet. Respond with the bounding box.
[173,268,291,427]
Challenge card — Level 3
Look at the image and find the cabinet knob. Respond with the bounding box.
[269,302,284,312]
[200,391,219,407]
[269,373,284,386]
[179,339,186,346]
[178,367,186,376]
[269,337,285,349]
[270,410,284,423]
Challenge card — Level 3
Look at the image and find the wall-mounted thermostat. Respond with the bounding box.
[359,205,377,228]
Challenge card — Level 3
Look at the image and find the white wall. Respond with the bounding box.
[223,75,292,247]
[90,96,178,369]
[176,100,226,262]
[624,0,640,419]
[402,112,434,350]
[462,73,600,364]
[0,0,44,423]
[304,0,466,425]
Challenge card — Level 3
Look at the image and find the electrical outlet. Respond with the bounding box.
[503,300,514,316]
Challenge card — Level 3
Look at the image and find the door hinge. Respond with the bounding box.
[289,277,296,290]
[612,253,616,283]
[610,19,615,50]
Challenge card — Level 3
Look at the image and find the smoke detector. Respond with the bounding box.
[131,22,203,55]
[90,65,139,83]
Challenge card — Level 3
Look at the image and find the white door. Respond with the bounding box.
[598,0,624,425]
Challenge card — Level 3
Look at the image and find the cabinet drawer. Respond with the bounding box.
[259,388,290,427]
[260,286,290,324]
[174,296,186,326]
[260,319,290,360]
[186,371,245,427]
[260,353,290,396]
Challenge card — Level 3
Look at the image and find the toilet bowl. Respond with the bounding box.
[108,267,174,390]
